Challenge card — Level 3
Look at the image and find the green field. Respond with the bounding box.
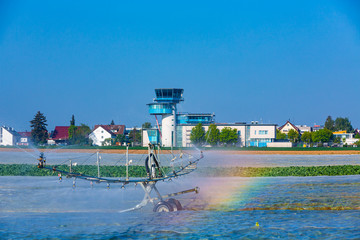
[1,164,360,177]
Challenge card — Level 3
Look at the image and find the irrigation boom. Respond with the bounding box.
[37,144,203,212]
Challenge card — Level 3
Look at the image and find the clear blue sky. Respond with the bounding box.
[1,0,360,131]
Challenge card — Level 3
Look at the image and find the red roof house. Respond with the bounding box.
[51,126,70,141]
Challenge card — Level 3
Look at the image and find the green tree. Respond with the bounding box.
[70,114,75,126]
[301,131,312,144]
[115,134,126,145]
[287,129,300,143]
[110,120,115,125]
[142,122,152,129]
[68,124,92,145]
[30,111,48,145]
[333,136,341,144]
[324,116,335,131]
[334,117,353,132]
[219,127,238,146]
[312,128,333,143]
[205,124,220,146]
[354,140,360,147]
[68,125,77,139]
[129,128,141,145]
[103,138,113,146]
[355,133,360,139]
[190,123,206,146]
[276,129,287,140]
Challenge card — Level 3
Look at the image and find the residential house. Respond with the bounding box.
[89,125,125,146]
[333,131,358,145]
[296,125,312,134]
[17,132,31,146]
[48,126,70,145]
[0,126,19,146]
[278,121,300,134]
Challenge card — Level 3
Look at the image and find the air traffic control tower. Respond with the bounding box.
[147,88,184,147]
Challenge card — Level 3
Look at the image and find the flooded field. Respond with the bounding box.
[1,175,360,239]
[1,151,360,239]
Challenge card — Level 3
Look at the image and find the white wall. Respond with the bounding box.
[89,127,112,146]
[267,142,293,147]
[142,130,150,147]
[161,113,176,147]
[249,125,276,139]
[279,122,297,133]
[0,127,16,146]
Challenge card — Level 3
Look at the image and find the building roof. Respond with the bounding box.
[333,130,347,134]
[93,125,125,136]
[278,121,300,133]
[51,126,70,140]
[1,126,19,136]
[18,132,31,137]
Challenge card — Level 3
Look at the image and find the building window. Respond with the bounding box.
[254,130,256,135]
[238,131,241,136]
[259,130,268,135]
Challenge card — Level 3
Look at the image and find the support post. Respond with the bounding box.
[126,145,129,180]
[97,151,100,178]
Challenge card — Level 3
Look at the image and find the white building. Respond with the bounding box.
[0,126,19,146]
[296,125,312,134]
[143,123,277,148]
[278,121,300,134]
[143,88,277,148]
[333,131,358,145]
[89,125,125,146]
[17,132,31,146]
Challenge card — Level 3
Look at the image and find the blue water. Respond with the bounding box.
[1,175,360,239]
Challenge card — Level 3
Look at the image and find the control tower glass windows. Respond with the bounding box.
[154,89,184,103]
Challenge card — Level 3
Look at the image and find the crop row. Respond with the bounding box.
[199,165,360,177]
[1,164,360,177]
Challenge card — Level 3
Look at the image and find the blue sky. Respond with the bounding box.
[1,0,360,131]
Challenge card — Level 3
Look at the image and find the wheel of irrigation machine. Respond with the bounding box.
[153,201,174,212]
[166,198,183,211]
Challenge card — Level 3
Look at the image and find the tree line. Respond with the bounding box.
[29,111,145,146]
[276,116,360,147]
[190,123,239,146]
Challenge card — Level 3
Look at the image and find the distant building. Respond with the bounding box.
[17,132,31,146]
[48,126,70,145]
[296,125,312,134]
[312,125,324,131]
[89,125,125,146]
[0,126,19,146]
[333,131,358,145]
[278,121,300,134]
[142,88,277,147]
